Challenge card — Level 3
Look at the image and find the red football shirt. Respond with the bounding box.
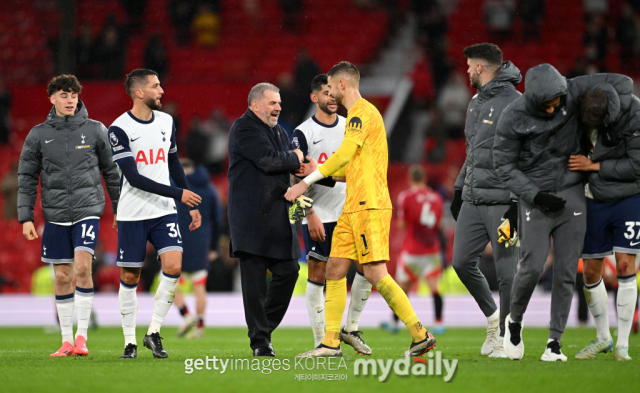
[397,186,443,255]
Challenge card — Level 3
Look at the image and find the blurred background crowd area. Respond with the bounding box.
[0,0,638,296]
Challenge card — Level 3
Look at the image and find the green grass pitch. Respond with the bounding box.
[0,326,638,393]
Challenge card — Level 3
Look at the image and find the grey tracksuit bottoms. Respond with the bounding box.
[452,202,518,336]
[510,184,586,340]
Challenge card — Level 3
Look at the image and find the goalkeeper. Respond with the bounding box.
[288,74,374,355]
[227,83,306,356]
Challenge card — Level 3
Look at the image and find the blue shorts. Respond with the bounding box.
[583,194,640,258]
[302,221,337,262]
[116,214,183,268]
[41,218,101,264]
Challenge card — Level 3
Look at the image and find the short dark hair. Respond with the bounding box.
[125,69,158,97]
[310,74,328,93]
[408,164,425,184]
[580,90,608,128]
[327,61,360,84]
[463,43,503,66]
[47,74,82,96]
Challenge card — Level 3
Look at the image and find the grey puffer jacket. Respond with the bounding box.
[588,93,640,202]
[455,61,522,205]
[18,101,120,223]
[493,64,633,204]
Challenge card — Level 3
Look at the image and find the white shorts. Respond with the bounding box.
[396,252,443,283]
[179,269,208,286]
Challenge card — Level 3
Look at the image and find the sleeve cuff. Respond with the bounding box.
[113,152,134,161]
[303,169,326,185]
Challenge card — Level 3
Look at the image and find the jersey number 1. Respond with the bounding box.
[360,234,369,250]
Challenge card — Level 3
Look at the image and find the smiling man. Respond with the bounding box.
[228,82,304,356]
[18,74,120,357]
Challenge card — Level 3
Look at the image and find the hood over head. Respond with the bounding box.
[524,64,567,118]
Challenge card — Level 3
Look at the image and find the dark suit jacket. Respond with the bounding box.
[228,109,301,260]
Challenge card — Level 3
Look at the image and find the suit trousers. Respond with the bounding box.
[239,254,300,350]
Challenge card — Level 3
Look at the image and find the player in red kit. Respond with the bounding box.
[382,165,445,335]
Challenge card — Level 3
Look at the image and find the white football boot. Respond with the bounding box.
[575,337,613,360]
[504,314,524,360]
[541,340,567,362]
[481,318,500,356]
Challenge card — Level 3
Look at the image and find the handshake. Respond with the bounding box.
[288,195,313,224]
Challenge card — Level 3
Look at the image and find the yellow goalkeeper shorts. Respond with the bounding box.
[330,209,391,264]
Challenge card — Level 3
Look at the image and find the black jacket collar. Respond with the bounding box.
[244,109,275,130]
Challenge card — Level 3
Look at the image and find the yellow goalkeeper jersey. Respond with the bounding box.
[342,98,392,213]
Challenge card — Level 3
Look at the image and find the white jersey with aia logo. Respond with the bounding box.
[108,110,177,221]
[292,115,346,224]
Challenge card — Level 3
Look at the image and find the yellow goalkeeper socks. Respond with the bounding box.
[376,274,426,342]
[322,277,347,348]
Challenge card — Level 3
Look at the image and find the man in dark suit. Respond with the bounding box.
[228,82,304,356]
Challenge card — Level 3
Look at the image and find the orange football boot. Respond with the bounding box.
[74,336,89,356]
[50,341,75,357]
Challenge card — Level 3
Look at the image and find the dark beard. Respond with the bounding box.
[145,96,162,110]
[318,101,337,116]
[470,74,481,89]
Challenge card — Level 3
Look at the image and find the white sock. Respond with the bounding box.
[584,277,611,342]
[147,272,180,335]
[616,274,638,349]
[75,286,93,341]
[306,279,325,347]
[345,272,372,332]
[487,309,499,325]
[119,280,138,346]
[55,293,75,344]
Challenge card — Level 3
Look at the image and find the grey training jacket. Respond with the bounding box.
[493,64,633,204]
[17,100,120,223]
[455,61,522,205]
[589,93,640,202]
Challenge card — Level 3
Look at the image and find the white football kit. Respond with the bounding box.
[108,110,177,221]
[292,115,347,224]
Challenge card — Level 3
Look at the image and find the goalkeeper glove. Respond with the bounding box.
[296,195,313,209]
[288,196,313,224]
[497,218,519,248]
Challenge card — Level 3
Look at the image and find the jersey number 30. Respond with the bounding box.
[167,223,182,239]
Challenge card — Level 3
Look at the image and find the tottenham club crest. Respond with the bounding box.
[110,132,118,146]
[347,117,363,132]
[81,134,86,144]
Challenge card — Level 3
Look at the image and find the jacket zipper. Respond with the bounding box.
[65,118,72,221]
